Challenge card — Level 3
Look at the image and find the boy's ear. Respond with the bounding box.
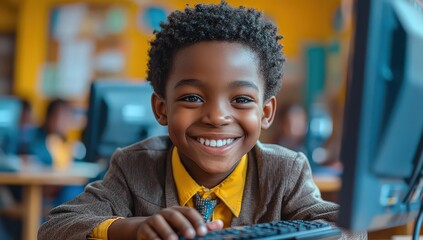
[261,96,277,130]
[151,93,168,126]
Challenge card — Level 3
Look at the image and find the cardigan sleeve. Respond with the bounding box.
[282,152,338,221]
[282,152,367,239]
[38,149,134,240]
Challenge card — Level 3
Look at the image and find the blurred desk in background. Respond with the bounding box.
[313,174,341,207]
[0,160,103,240]
[313,174,341,193]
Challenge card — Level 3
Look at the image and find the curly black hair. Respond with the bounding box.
[146,1,285,101]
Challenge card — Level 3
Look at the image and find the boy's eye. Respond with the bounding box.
[180,95,203,103]
[232,96,254,104]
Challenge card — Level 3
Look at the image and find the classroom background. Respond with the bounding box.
[1,0,350,168]
[0,0,416,239]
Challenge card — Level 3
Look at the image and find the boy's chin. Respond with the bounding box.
[197,161,239,175]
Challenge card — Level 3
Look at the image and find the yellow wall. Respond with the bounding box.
[13,0,341,123]
[15,0,48,121]
[180,0,341,57]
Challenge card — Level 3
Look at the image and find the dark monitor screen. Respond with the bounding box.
[83,81,167,163]
[0,97,22,155]
[337,0,423,232]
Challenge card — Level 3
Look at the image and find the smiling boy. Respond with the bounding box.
[38,2,364,240]
[154,42,271,189]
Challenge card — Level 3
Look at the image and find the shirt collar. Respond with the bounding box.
[172,147,248,217]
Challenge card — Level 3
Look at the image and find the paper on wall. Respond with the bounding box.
[56,39,94,98]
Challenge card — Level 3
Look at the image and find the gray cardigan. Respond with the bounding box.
[38,136,365,239]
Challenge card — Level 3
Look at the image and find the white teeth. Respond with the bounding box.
[197,137,235,147]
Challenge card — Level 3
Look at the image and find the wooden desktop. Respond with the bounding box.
[0,158,103,240]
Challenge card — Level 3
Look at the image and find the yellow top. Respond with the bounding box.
[88,147,248,239]
[46,134,72,169]
[172,147,247,228]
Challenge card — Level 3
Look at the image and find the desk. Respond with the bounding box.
[313,175,341,192]
[0,161,103,240]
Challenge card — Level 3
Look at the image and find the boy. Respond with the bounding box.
[38,2,365,240]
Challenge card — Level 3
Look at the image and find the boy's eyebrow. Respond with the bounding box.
[228,80,259,92]
[174,79,259,92]
[174,79,203,89]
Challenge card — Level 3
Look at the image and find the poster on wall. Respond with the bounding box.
[41,3,129,99]
[57,40,94,98]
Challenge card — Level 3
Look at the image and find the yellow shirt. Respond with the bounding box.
[88,147,248,239]
[172,147,247,227]
[87,218,122,240]
[46,134,72,169]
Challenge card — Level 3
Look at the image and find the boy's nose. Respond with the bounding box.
[202,102,233,126]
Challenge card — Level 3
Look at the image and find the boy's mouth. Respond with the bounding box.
[196,137,237,148]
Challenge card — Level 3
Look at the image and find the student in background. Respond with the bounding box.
[1,99,79,240]
[271,102,308,154]
[30,98,73,167]
[24,99,83,208]
[39,2,366,240]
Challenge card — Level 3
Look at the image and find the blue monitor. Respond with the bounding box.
[337,0,423,233]
[83,81,167,163]
[0,97,22,155]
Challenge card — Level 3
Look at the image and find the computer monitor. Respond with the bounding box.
[337,0,423,232]
[83,81,167,163]
[0,97,22,155]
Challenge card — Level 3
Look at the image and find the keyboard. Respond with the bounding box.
[180,220,342,240]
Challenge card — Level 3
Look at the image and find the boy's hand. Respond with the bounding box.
[108,206,224,240]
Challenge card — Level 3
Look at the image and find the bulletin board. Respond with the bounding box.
[42,3,129,100]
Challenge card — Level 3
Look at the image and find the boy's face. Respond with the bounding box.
[152,42,276,178]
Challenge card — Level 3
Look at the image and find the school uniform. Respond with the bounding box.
[38,136,365,240]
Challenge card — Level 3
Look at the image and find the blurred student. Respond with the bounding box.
[22,99,82,210]
[271,103,308,153]
[30,99,73,167]
[1,99,79,240]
